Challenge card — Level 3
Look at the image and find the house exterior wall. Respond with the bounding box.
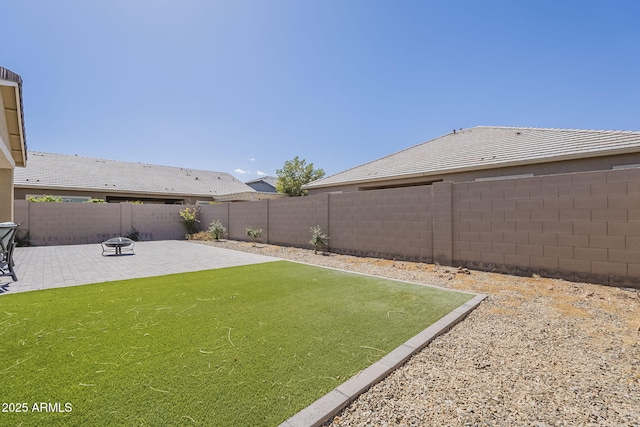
[13,166,640,288]
[0,168,14,221]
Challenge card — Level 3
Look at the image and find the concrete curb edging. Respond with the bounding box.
[279,293,488,427]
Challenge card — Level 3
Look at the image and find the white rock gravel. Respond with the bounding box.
[195,240,640,426]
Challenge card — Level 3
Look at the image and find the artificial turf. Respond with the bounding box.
[0,260,472,426]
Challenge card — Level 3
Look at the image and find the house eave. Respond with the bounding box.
[14,183,224,199]
[0,67,27,167]
[305,147,640,189]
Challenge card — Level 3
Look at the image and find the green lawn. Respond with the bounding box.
[0,261,472,426]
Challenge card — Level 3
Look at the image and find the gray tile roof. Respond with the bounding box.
[306,126,640,188]
[14,152,255,197]
[245,176,278,187]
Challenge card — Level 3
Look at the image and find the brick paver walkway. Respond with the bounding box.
[0,240,280,294]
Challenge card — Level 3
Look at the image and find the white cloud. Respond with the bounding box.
[257,170,267,176]
[234,168,251,174]
[249,157,256,162]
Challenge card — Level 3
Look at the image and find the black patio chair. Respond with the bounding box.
[0,222,19,282]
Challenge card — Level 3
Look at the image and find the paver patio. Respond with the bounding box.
[0,240,280,294]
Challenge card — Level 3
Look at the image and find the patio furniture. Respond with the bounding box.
[101,237,135,256]
[0,222,19,282]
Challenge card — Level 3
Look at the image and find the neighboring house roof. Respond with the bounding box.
[14,151,256,198]
[305,126,640,189]
[245,176,280,195]
[0,66,27,167]
[245,176,278,187]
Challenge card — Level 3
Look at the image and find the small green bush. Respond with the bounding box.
[310,225,329,254]
[84,198,107,203]
[208,220,227,241]
[246,227,263,245]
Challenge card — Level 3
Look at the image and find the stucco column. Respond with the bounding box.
[0,168,14,222]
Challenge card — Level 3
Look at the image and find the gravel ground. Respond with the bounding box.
[195,240,640,426]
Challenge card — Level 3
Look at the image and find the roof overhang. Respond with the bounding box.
[0,67,27,168]
[14,182,222,199]
[13,182,288,203]
[304,145,640,190]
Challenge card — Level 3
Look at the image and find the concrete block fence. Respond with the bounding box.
[14,167,640,287]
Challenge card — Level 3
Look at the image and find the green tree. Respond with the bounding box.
[275,156,325,196]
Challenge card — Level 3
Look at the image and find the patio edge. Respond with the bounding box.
[279,292,488,427]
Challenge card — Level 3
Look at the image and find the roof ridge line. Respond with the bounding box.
[477,125,640,134]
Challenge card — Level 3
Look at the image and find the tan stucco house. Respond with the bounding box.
[14,151,282,204]
[305,126,640,194]
[0,67,27,222]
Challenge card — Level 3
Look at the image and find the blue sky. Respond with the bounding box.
[4,1,639,181]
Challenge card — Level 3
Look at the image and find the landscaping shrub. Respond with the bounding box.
[179,206,201,236]
[309,225,329,254]
[246,227,263,245]
[208,219,227,241]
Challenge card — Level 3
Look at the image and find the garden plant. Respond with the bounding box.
[208,219,227,241]
[179,206,200,236]
[245,227,263,246]
[309,225,329,254]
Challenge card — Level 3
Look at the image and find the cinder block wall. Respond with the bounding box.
[228,200,269,241]
[13,167,640,287]
[14,200,28,230]
[14,202,187,245]
[268,194,329,247]
[200,204,230,235]
[22,201,122,245]
[130,204,185,241]
[452,168,640,287]
[328,187,434,261]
